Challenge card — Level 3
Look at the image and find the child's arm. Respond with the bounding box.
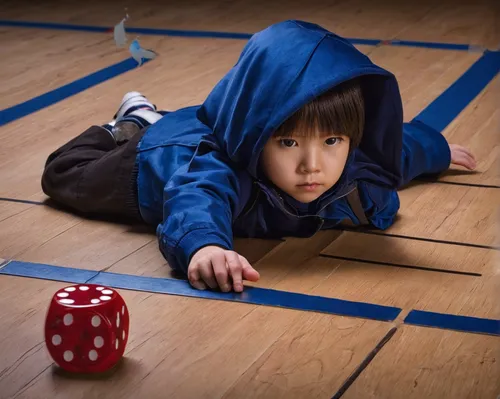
[157,136,258,291]
[400,121,451,186]
[400,121,476,186]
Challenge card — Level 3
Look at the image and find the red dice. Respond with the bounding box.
[44,284,129,373]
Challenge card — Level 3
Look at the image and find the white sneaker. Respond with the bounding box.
[113,91,156,120]
[123,108,163,125]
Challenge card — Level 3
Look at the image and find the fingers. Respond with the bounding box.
[188,247,259,293]
[198,259,219,290]
[456,145,475,160]
[212,251,231,292]
[188,251,223,291]
[458,153,476,170]
[449,144,477,170]
[226,252,244,292]
[188,251,233,292]
[452,151,476,170]
[226,253,261,292]
[187,266,208,291]
[239,255,260,282]
[453,145,476,163]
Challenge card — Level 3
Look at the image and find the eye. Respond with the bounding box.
[325,137,342,146]
[279,139,297,148]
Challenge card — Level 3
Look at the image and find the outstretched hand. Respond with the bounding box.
[449,144,477,170]
[188,246,260,292]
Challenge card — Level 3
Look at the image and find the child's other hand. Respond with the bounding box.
[449,144,477,170]
[188,246,260,293]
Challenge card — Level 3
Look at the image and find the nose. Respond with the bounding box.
[299,146,321,173]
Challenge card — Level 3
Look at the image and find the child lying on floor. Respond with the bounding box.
[41,20,476,293]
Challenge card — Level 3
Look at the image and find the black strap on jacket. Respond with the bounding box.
[345,186,369,225]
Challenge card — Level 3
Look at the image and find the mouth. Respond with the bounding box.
[297,183,322,191]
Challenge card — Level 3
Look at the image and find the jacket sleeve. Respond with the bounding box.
[400,121,451,187]
[355,181,400,230]
[156,137,241,274]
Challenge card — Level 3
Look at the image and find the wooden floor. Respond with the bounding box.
[0,0,499,398]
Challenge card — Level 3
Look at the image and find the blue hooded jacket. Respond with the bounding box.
[135,20,451,273]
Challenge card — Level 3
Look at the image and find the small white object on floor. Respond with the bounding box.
[113,14,129,47]
[129,39,158,66]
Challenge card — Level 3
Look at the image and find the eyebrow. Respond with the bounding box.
[276,132,344,138]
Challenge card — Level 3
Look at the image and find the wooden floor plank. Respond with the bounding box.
[0,29,127,110]
[234,238,285,265]
[16,220,155,271]
[248,231,343,290]
[1,0,433,41]
[222,316,392,399]
[343,325,500,399]
[106,237,283,278]
[392,184,499,247]
[0,205,80,260]
[3,0,496,48]
[0,200,33,223]
[0,203,155,271]
[102,240,171,278]
[0,275,391,399]
[394,1,500,49]
[249,231,499,321]
[268,254,499,321]
[439,75,500,187]
[321,230,493,275]
[366,45,480,121]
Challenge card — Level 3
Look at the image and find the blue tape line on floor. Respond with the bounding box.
[0,261,98,283]
[346,38,381,46]
[0,20,110,33]
[126,27,252,40]
[0,20,476,50]
[0,20,253,39]
[404,310,500,336]
[0,260,401,322]
[413,50,500,133]
[0,57,145,127]
[90,271,401,321]
[389,40,470,51]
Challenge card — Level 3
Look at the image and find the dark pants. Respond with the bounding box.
[41,125,146,222]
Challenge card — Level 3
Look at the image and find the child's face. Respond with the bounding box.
[260,130,351,203]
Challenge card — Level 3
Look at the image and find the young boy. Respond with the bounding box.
[41,20,476,293]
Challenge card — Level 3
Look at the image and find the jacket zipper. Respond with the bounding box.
[262,183,357,220]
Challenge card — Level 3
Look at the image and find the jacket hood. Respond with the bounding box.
[197,20,404,189]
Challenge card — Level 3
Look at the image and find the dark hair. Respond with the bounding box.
[273,78,365,149]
